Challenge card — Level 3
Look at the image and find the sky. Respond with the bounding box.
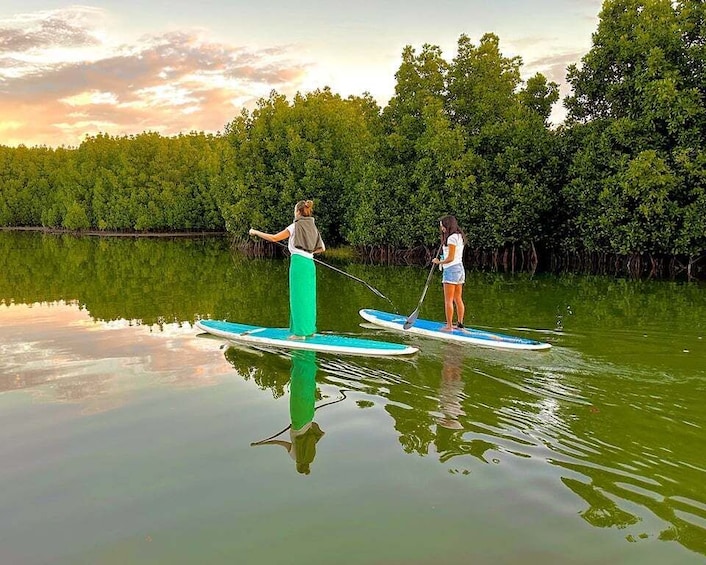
[0,0,604,148]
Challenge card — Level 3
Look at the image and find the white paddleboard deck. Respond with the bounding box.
[196,319,418,356]
[359,309,551,351]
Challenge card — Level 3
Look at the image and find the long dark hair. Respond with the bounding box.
[440,215,464,245]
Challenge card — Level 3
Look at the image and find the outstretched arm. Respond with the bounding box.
[249,228,290,242]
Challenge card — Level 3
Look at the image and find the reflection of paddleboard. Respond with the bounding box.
[359,309,552,351]
[195,319,418,356]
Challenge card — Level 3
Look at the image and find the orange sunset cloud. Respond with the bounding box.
[0,6,312,147]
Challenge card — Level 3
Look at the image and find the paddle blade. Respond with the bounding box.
[403,246,441,330]
[403,309,419,330]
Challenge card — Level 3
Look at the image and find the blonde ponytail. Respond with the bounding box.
[296,199,314,217]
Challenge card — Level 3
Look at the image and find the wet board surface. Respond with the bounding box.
[195,319,418,356]
[359,309,552,351]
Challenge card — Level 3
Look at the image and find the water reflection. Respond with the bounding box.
[0,302,230,409]
[2,232,706,559]
[250,350,326,475]
[562,476,640,529]
[436,344,466,431]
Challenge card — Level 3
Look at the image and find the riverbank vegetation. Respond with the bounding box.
[1,0,704,279]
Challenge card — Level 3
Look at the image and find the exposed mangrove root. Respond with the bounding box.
[548,251,705,281]
[233,241,705,281]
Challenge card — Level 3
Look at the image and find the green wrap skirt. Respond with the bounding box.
[289,253,317,336]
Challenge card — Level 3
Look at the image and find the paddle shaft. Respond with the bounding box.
[266,240,398,312]
[403,244,443,329]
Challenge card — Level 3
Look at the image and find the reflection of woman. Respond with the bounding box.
[289,350,325,474]
[437,346,465,430]
[252,350,325,474]
[248,200,325,339]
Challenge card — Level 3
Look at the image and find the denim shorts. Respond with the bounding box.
[442,263,465,284]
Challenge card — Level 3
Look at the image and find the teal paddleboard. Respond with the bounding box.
[359,309,551,351]
[196,319,418,356]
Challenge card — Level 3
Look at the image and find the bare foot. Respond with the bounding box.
[288,335,307,340]
[440,325,454,332]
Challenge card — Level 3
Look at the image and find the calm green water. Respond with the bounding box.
[0,231,704,564]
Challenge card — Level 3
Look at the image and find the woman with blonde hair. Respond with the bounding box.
[249,200,325,339]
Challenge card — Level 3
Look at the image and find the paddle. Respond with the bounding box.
[264,239,398,312]
[403,244,443,330]
[251,389,348,446]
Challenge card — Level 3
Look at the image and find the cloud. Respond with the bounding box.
[0,8,313,147]
[0,14,100,52]
[525,50,587,87]
[0,6,102,54]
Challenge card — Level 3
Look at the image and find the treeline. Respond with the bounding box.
[0,132,227,232]
[1,0,705,278]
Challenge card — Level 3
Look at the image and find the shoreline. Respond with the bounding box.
[0,226,227,238]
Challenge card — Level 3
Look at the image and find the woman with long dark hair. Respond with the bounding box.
[432,215,466,331]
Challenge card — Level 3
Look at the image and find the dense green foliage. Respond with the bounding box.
[0,132,227,232]
[562,0,706,265]
[1,1,704,274]
[219,88,380,245]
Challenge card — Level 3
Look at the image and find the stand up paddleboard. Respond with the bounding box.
[359,309,551,351]
[195,319,418,357]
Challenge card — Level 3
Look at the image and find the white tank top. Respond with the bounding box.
[441,233,464,268]
[287,223,314,259]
